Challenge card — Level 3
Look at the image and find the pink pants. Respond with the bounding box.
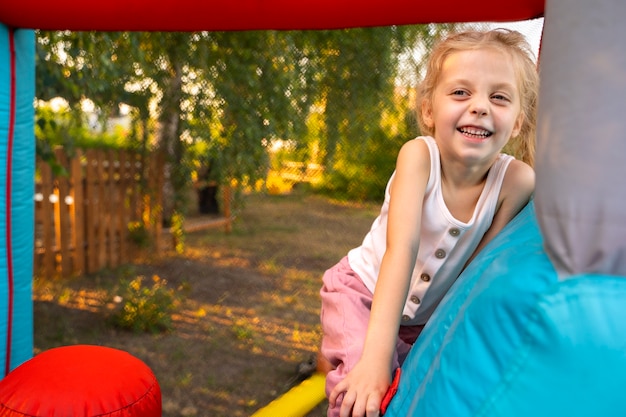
[320,256,423,417]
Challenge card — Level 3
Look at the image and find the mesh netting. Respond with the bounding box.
[36,19,545,215]
[265,19,544,202]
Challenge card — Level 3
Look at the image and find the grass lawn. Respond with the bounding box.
[34,190,379,417]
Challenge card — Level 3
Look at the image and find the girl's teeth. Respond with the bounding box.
[459,127,490,138]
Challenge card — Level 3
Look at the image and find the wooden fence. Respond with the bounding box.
[34,148,164,278]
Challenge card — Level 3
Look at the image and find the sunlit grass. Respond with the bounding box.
[33,191,378,417]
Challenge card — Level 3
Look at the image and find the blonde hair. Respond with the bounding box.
[417,29,539,166]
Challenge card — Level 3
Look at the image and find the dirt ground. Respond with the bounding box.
[33,190,379,417]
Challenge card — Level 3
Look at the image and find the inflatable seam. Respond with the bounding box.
[90,376,160,417]
[3,26,15,379]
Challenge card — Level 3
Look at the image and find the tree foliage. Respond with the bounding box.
[35,24,456,224]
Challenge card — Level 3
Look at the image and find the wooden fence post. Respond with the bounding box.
[54,149,71,276]
[71,150,85,275]
[36,159,54,278]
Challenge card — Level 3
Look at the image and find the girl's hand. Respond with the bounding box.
[328,359,391,417]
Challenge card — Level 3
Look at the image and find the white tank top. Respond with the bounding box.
[347,136,513,325]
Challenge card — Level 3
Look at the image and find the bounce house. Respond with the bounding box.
[2,0,626,415]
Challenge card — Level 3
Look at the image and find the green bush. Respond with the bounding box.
[109,275,178,333]
[127,221,151,248]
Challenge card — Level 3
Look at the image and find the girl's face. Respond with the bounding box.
[422,47,524,167]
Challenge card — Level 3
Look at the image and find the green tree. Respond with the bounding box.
[303,24,457,201]
[35,25,456,236]
[36,30,313,248]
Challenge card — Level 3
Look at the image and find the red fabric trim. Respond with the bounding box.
[0,0,545,31]
[4,28,15,378]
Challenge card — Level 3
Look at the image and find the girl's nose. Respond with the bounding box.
[470,99,489,116]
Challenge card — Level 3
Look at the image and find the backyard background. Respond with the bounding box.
[32,20,543,417]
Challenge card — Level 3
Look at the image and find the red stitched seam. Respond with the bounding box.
[4,27,16,378]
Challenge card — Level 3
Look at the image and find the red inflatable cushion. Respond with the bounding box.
[0,345,161,417]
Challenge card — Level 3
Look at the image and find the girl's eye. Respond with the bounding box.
[452,90,468,96]
[492,94,510,102]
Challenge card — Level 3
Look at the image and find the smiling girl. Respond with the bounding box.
[319,29,539,417]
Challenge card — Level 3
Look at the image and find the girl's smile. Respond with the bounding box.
[458,125,493,139]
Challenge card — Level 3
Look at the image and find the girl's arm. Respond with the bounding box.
[469,159,535,262]
[329,139,431,417]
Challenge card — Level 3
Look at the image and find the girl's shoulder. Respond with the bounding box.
[401,136,435,155]
[397,137,433,166]
[393,137,433,187]
[500,158,535,207]
[503,159,534,188]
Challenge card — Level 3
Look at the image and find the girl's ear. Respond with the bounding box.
[512,112,525,138]
[421,99,434,129]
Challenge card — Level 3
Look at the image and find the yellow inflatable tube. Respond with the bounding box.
[251,372,326,417]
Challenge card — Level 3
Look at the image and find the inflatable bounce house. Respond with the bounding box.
[2,0,626,415]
